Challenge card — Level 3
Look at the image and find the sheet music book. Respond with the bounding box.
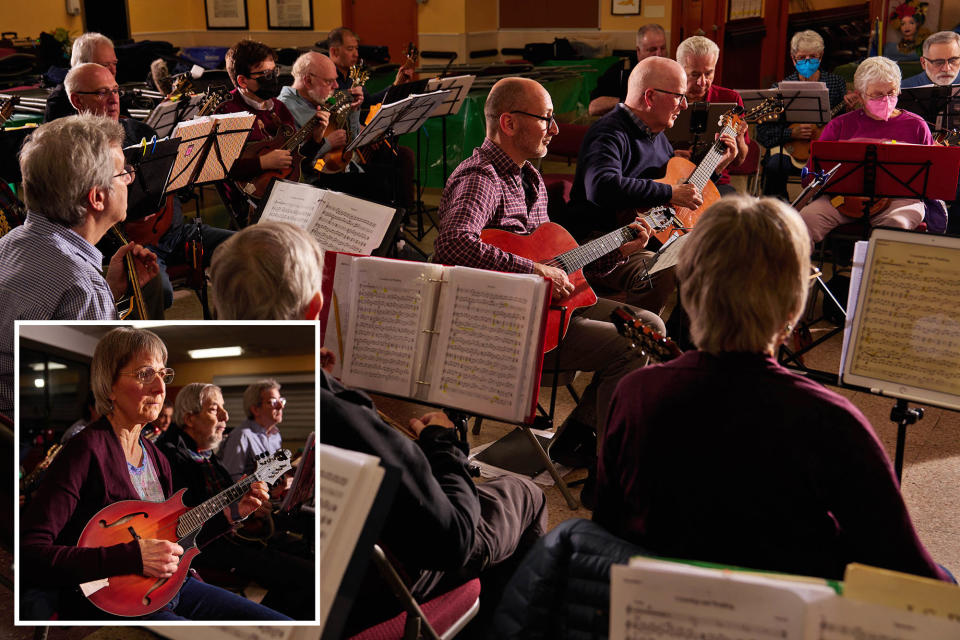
[841,229,960,411]
[166,111,254,191]
[425,74,476,117]
[145,95,205,138]
[843,563,960,622]
[256,179,396,255]
[610,558,959,640]
[320,254,550,423]
[319,443,385,629]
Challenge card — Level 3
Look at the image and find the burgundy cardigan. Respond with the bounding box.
[20,417,174,587]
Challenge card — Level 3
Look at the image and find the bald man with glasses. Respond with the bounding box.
[567,56,737,318]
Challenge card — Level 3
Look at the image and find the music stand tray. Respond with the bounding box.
[425,75,476,117]
[345,89,449,153]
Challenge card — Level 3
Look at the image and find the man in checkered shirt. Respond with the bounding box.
[0,114,158,417]
[434,77,665,501]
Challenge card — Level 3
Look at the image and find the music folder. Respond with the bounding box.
[165,111,255,192]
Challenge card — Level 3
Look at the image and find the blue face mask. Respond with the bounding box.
[795,58,821,78]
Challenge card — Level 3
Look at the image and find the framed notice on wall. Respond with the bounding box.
[268,0,314,30]
[205,0,248,29]
[612,0,641,15]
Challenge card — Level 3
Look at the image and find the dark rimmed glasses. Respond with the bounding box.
[509,110,557,129]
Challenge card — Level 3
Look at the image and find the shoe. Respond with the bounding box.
[549,418,597,469]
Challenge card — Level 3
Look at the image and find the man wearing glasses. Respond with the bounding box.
[0,114,158,416]
[65,62,235,314]
[221,379,287,483]
[44,32,124,123]
[435,76,663,507]
[901,31,960,88]
[566,56,737,318]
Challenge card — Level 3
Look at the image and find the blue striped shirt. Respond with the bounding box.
[0,212,116,414]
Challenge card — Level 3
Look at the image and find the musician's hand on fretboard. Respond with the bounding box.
[106,242,159,300]
[259,148,293,170]
[670,182,703,210]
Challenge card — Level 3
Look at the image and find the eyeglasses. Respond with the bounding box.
[119,366,175,385]
[509,110,556,129]
[74,87,123,100]
[114,164,136,184]
[248,67,279,81]
[793,53,821,61]
[263,397,287,409]
[309,73,339,86]
[922,56,960,69]
[864,90,899,100]
[651,88,689,105]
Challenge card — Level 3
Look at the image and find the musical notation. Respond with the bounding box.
[849,241,960,397]
[435,285,530,408]
[619,604,789,640]
[311,201,381,254]
[345,282,422,388]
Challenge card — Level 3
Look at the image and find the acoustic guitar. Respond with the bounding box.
[79,449,291,617]
[236,90,353,199]
[934,128,960,147]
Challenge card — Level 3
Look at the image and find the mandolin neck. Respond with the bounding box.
[178,473,257,538]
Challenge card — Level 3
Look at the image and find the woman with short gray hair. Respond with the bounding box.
[594,196,953,584]
[20,327,290,621]
[797,56,933,241]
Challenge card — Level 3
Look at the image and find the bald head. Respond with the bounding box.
[625,56,685,108]
[65,63,120,120]
[291,51,337,105]
[484,77,547,136]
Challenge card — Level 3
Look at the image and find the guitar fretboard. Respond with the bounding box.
[685,123,738,190]
[553,226,638,274]
[176,474,257,539]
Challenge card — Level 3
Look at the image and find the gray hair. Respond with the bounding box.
[853,56,901,94]
[790,30,825,57]
[677,196,811,355]
[71,32,114,68]
[19,114,123,227]
[244,379,280,419]
[636,24,665,44]
[676,35,719,65]
[291,51,316,81]
[922,30,960,56]
[328,27,357,48]
[91,327,168,417]
[64,62,106,104]
[209,221,324,320]
[174,382,223,426]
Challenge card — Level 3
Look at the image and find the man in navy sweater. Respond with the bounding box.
[567,56,736,316]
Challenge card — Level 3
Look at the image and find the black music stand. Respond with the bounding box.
[898,84,960,130]
[122,137,180,221]
[145,95,205,138]
[666,102,736,161]
[346,89,449,258]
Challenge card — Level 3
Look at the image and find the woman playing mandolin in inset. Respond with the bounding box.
[19,327,290,621]
[797,56,933,243]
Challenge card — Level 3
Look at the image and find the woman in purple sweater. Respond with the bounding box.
[798,56,933,242]
[19,327,289,621]
[595,197,953,583]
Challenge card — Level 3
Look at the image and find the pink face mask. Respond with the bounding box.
[864,95,898,121]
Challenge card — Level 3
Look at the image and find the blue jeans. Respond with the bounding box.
[141,576,291,621]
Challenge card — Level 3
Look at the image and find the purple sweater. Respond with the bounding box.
[594,350,949,582]
[818,108,932,146]
[20,417,174,587]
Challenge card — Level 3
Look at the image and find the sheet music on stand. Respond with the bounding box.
[897,84,960,130]
[165,111,255,192]
[739,81,830,124]
[122,137,181,219]
[425,75,476,117]
[145,95,205,138]
[279,432,314,513]
[345,89,449,153]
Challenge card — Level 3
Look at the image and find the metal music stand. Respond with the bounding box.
[898,84,960,131]
[666,102,736,160]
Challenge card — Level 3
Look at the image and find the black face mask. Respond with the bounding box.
[250,69,280,100]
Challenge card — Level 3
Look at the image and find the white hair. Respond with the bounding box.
[174,382,223,426]
[243,379,280,419]
[291,51,318,81]
[19,113,123,227]
[790,30,825,57]
[853,56,901,94]
[70,32,114,68]
[676,36,719,65]
[922,30,960,56]
[209,221,324,320]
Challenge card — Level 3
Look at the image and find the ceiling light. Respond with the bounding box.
[188,346,243,359]
[28,362,67,371]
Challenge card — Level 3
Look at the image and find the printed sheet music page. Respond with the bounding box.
[426,266,548,423]
[340,258,444,398]
[845,235,960,407]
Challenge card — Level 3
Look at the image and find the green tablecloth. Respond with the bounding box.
[398,68,601,188]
